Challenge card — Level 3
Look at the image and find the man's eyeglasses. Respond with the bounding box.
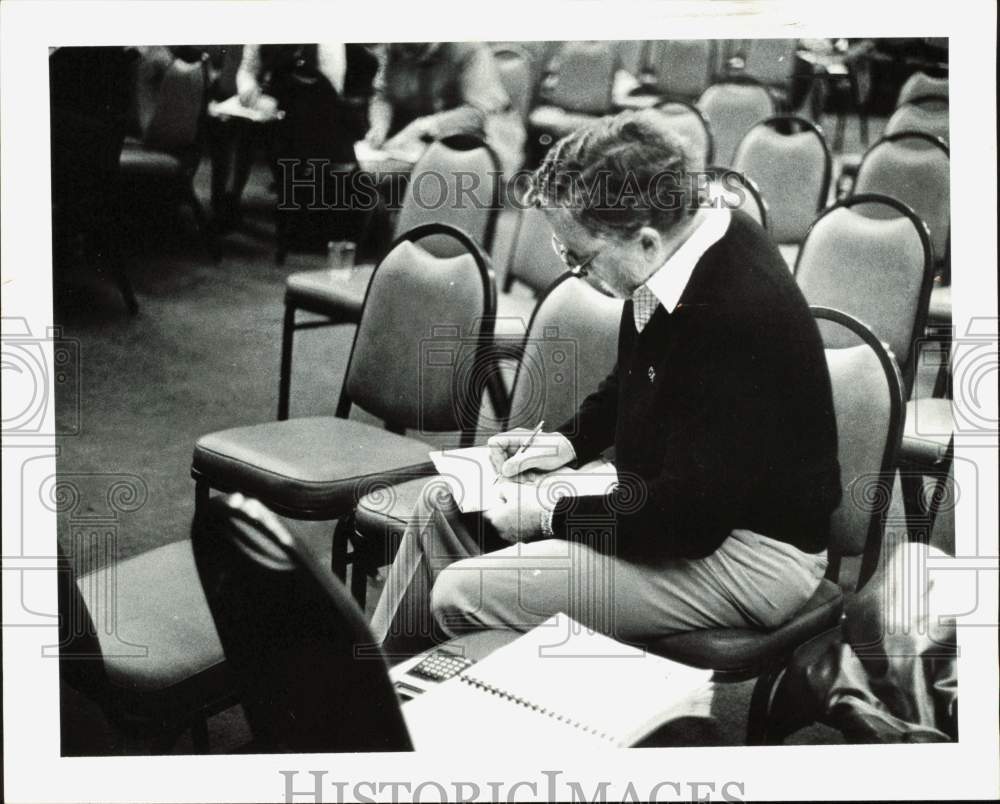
[551,235,601,278]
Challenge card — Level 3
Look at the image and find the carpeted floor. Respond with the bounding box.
[54,110,952,752]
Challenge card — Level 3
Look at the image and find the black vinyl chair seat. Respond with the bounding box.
[648,578,844,673]
[902,398,953,466]
[285,265,374,317]
[77,540,231,717]
[193,417,434,515]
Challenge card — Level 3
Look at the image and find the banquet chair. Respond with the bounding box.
[344,273,624,607]
[874,93,953,398]
[732,116,832,246]
[896,71,948,107]
[58,541,234,754]
[119,53,219,261]
[696,79,776,167]
[728,38,800,109]
[277,136,503,420]
[527,41,618,165]
[191,223,497,587]
[193,493,413,752]
[392,134,504,258]
[792,194,945,546]
[635,39,718,102]
[883,100,949,143]
[852,132,950,277]
[793,194,934,398]
[646,307,905,744]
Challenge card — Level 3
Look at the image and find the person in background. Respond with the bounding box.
[224,43,380,244]
[366,42,524,175]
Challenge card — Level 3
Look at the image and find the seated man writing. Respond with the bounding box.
[371,109,841,653]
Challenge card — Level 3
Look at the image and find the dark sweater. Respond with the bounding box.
[552,211,842,562]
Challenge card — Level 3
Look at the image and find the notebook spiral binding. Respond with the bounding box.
[459,673,618,745]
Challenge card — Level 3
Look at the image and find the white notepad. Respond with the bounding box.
[427,446,618,513]
[402,613,713,749]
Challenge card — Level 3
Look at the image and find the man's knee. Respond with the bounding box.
[429,563,481,633]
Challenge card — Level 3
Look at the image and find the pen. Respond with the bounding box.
[494,420,545,485]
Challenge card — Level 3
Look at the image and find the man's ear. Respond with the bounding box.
[637,227,663,260]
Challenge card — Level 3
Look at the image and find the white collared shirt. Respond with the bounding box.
[631,208,731,332]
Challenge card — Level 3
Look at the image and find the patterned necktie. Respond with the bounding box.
[631,284,660,333]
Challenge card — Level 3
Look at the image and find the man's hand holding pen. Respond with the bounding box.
[483,425,577,543]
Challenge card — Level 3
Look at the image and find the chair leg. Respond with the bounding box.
[931,335,952,399]
[747,666,783,745]
[331,516,352,581]
[900,468,932,544]
[277,302,296,421]
[350,550,369,609]
[194,479,210,526]
[185,183,221,263]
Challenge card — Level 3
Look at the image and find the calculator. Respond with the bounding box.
[408,650,475,682]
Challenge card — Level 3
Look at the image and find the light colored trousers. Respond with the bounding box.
[371,482,828,652]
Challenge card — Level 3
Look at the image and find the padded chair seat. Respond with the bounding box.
[901,397,953,466]
[285,265,375,318]
[193,417,434,514]
[647,578,844,672]
[78,540,230,715]
[928,284,951,324]
[528,105,603,138]
[119,142,183,176]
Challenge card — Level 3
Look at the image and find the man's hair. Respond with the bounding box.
[528,109,696,239]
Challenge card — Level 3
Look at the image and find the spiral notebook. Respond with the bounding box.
[402,613,713,749]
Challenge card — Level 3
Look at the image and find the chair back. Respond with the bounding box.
[539,41,617,114]
[812,308,904,591]
[795,195,934,396]
[648,39,716,100]
[504,204,566,294]
[896,71,948,107]
[697,80,775,166]
[735,38,799,89]
[192,493,411,752]
[507,274,624,430]
[883,102,949,143]
[853,132,950,266]
[705,166,768,230]
[394,135,503,258]
[143,55,207,152]
[492,45,534,122]
[341,223,496,441]
[650,100,714,168]
[732,116,831,243]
